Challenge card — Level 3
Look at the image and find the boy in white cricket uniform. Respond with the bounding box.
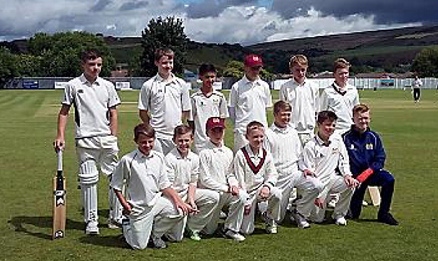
[233,121,281,235]
[319,58,360,135]
[165,125,220,241]
[319,58,377,207]
[138,48,191,155]
[264,101,321,229]
[54,50,123,234]
[188,63,228,153]
[299,111,358,226]
[279,54,319,146]
[228,54,272,152]
[198,117,247,242]
[111,123,195,250]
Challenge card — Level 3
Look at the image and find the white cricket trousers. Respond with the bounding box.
[168,189,220,240]
[240,187,282,235]
[123,196,184,250]
[233,132,248,153]
[204,192,246,234]
[309,175,354,223]
[276,171,321,222]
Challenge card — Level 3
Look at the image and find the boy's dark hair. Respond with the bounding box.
[173,124,193,141]
[134,123,155,141]
[81,49,102,63]
[198,63,217,76]
[317,111,338,124]
[154,48,174,61]
[273,100,292,114]
[352,103,370,116]
[246,121,265,135]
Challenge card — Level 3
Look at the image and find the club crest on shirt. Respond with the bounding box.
[331,147,339,154]
[366,143,374,150]
[350,144,355,150]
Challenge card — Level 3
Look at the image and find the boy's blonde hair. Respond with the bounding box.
[273,100,292,114]
[245,121,265,136]
[289,54,308,68]
[333,58,350,72]
[352,103,370,116]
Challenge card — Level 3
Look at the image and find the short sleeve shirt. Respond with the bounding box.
[228,75,272,134]
[61,74,120,139]
[189,90,229,152]
[138,74,191,139]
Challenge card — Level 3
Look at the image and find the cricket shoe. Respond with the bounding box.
[107,219,122,229]
[378,213,399,226]
[189,231,202,241]
[223,229,245,242]
[335,217,347,226]
[262,212,278,234]
[85,221,100,235]
[150,236,168,249]
[291,210,310,229]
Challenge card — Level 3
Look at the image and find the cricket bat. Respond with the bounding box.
[52,150,66,239]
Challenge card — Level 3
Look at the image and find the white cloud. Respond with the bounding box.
[0,0,423,44]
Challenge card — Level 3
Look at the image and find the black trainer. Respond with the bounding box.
[378,213,399,226]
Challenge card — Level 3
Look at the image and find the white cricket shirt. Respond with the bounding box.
[299,133,352,187]
[165,147,199,197]
[111,149,172,209]
[189,90,229,153]
[198,141,238,192]
[279,78,319,134]
[228,75,272,134]
[62,74,121,139]
[138,73,191,139]
[319,83,359,133]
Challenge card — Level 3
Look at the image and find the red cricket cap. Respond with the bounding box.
[206,117,226,131]
[244,54,263,67]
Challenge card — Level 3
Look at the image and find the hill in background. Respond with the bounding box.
[4,25,438,75]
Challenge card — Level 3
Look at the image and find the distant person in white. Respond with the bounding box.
[279,54,319,146]
[138,48,191,155]
[319,58,360,135]
[228,54,273,152]
[412,75,422,103]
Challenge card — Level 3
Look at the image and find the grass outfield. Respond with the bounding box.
[1,89,438,261]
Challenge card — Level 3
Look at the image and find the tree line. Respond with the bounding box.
[1,16,438,88]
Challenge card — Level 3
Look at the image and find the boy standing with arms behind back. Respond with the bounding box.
[228,54,272,152]
[279,55,319,145]
[138,48,191,155]
[188,63,228,153]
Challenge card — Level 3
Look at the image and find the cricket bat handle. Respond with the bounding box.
[57,150,63,172]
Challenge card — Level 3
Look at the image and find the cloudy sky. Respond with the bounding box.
[0,0,435,45]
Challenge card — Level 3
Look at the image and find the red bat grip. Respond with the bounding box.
[356,168,373,183]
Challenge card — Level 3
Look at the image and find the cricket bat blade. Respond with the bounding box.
[52,150,66,240]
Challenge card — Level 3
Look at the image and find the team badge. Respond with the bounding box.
[366,143,374,150]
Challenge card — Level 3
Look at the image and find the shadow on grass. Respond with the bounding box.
[79,234,130,249]
[8,216,83,240]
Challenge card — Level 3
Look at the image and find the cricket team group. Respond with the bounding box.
[53,48,399,250]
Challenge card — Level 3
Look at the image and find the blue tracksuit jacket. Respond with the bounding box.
[342,126,386,176]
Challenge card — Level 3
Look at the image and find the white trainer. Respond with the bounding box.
[291,210,310,229]
[335,217,347,226]
[223,229,246,242]
[85,221,100,235]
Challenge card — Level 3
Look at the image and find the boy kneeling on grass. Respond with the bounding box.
[111,123,195,250]
[197,117,247,242]
[299,111,359,226]
[165,125,220,241]
[232,121,282,235]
